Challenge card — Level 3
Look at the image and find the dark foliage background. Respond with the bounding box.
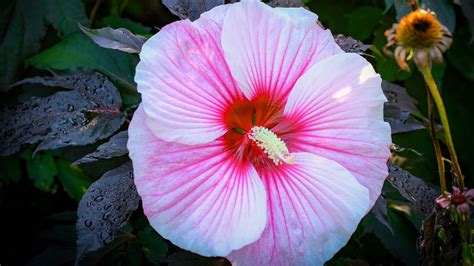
[0,0,473,265]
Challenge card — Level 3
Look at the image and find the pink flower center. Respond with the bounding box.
[452,194,467,205]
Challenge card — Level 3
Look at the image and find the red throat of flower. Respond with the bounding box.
[223,94,292,168]
[451,194,467,205]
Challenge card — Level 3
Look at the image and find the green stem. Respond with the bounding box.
[427,90,446,192]
[419,65,464,190]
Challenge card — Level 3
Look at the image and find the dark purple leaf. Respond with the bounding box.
[387,162,439,216]
[384,105,425,134]
[334,34,371,54]
[162,0,224,21]
[73,131,128,165]
[75,162,139,264]
[382,81,425,134]
[78,24,147,54]
[383,81,419,112]
[0,73,124,156]
[267,0,304,7]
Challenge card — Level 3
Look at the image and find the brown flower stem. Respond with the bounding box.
[89,0,104,28]
[427,90,446,192]
[409,0,419,11]
[419,65,464,190]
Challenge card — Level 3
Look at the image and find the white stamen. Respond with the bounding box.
[248,126,295,165]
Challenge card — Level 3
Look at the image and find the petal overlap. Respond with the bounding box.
[280,53,391,207]
[136,6,244,145]
[128,106,267,256]
[221,0,342,105]
[228,152,370,265]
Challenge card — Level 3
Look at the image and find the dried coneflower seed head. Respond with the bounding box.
[396,10,443,48]
[384,9,452,71]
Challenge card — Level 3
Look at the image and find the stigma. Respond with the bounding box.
[247,126,295,165]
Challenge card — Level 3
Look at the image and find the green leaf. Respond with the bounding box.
[0,2,14,39]
[442,65,474,187]
[55,158,91,201]
[306,0,354,34]
[0,0,87,90]
[392,130,439,184]
[432,62,447,90]
[138,226,168,264]
[346,6,383,41]
[364,208,420,264]
[447,26,474,81]
[387,199,424,228]
[394,0,412,21]
[369,196,393,233]
[43,0,88,35]
[384,0,394,13]
[27,33,137,92]
[0,0,45,90]
[454,0,474,41]
[25,151,57,191]
[375,55,411,82]
[422,0,456,33]
[383,0,412,20]
[0,155,22,182]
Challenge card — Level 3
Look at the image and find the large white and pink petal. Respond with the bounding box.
[136,7,244,145]
[128,106,267,256]
[280,53,391,207]
[221,0,342,104]
[228,152,370,265]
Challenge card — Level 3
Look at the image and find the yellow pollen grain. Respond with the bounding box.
[248,126,295,165]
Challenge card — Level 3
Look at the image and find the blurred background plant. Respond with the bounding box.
[381,1,472,264]
[0,0,473,265]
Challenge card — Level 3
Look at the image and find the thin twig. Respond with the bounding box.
[419,65,464,190]
[89,0,105,28]
[427,90,446,192]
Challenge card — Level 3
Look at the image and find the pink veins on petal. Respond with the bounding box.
[128,0,392,265]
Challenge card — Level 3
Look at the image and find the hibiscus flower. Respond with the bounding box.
[128,0,391,264]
